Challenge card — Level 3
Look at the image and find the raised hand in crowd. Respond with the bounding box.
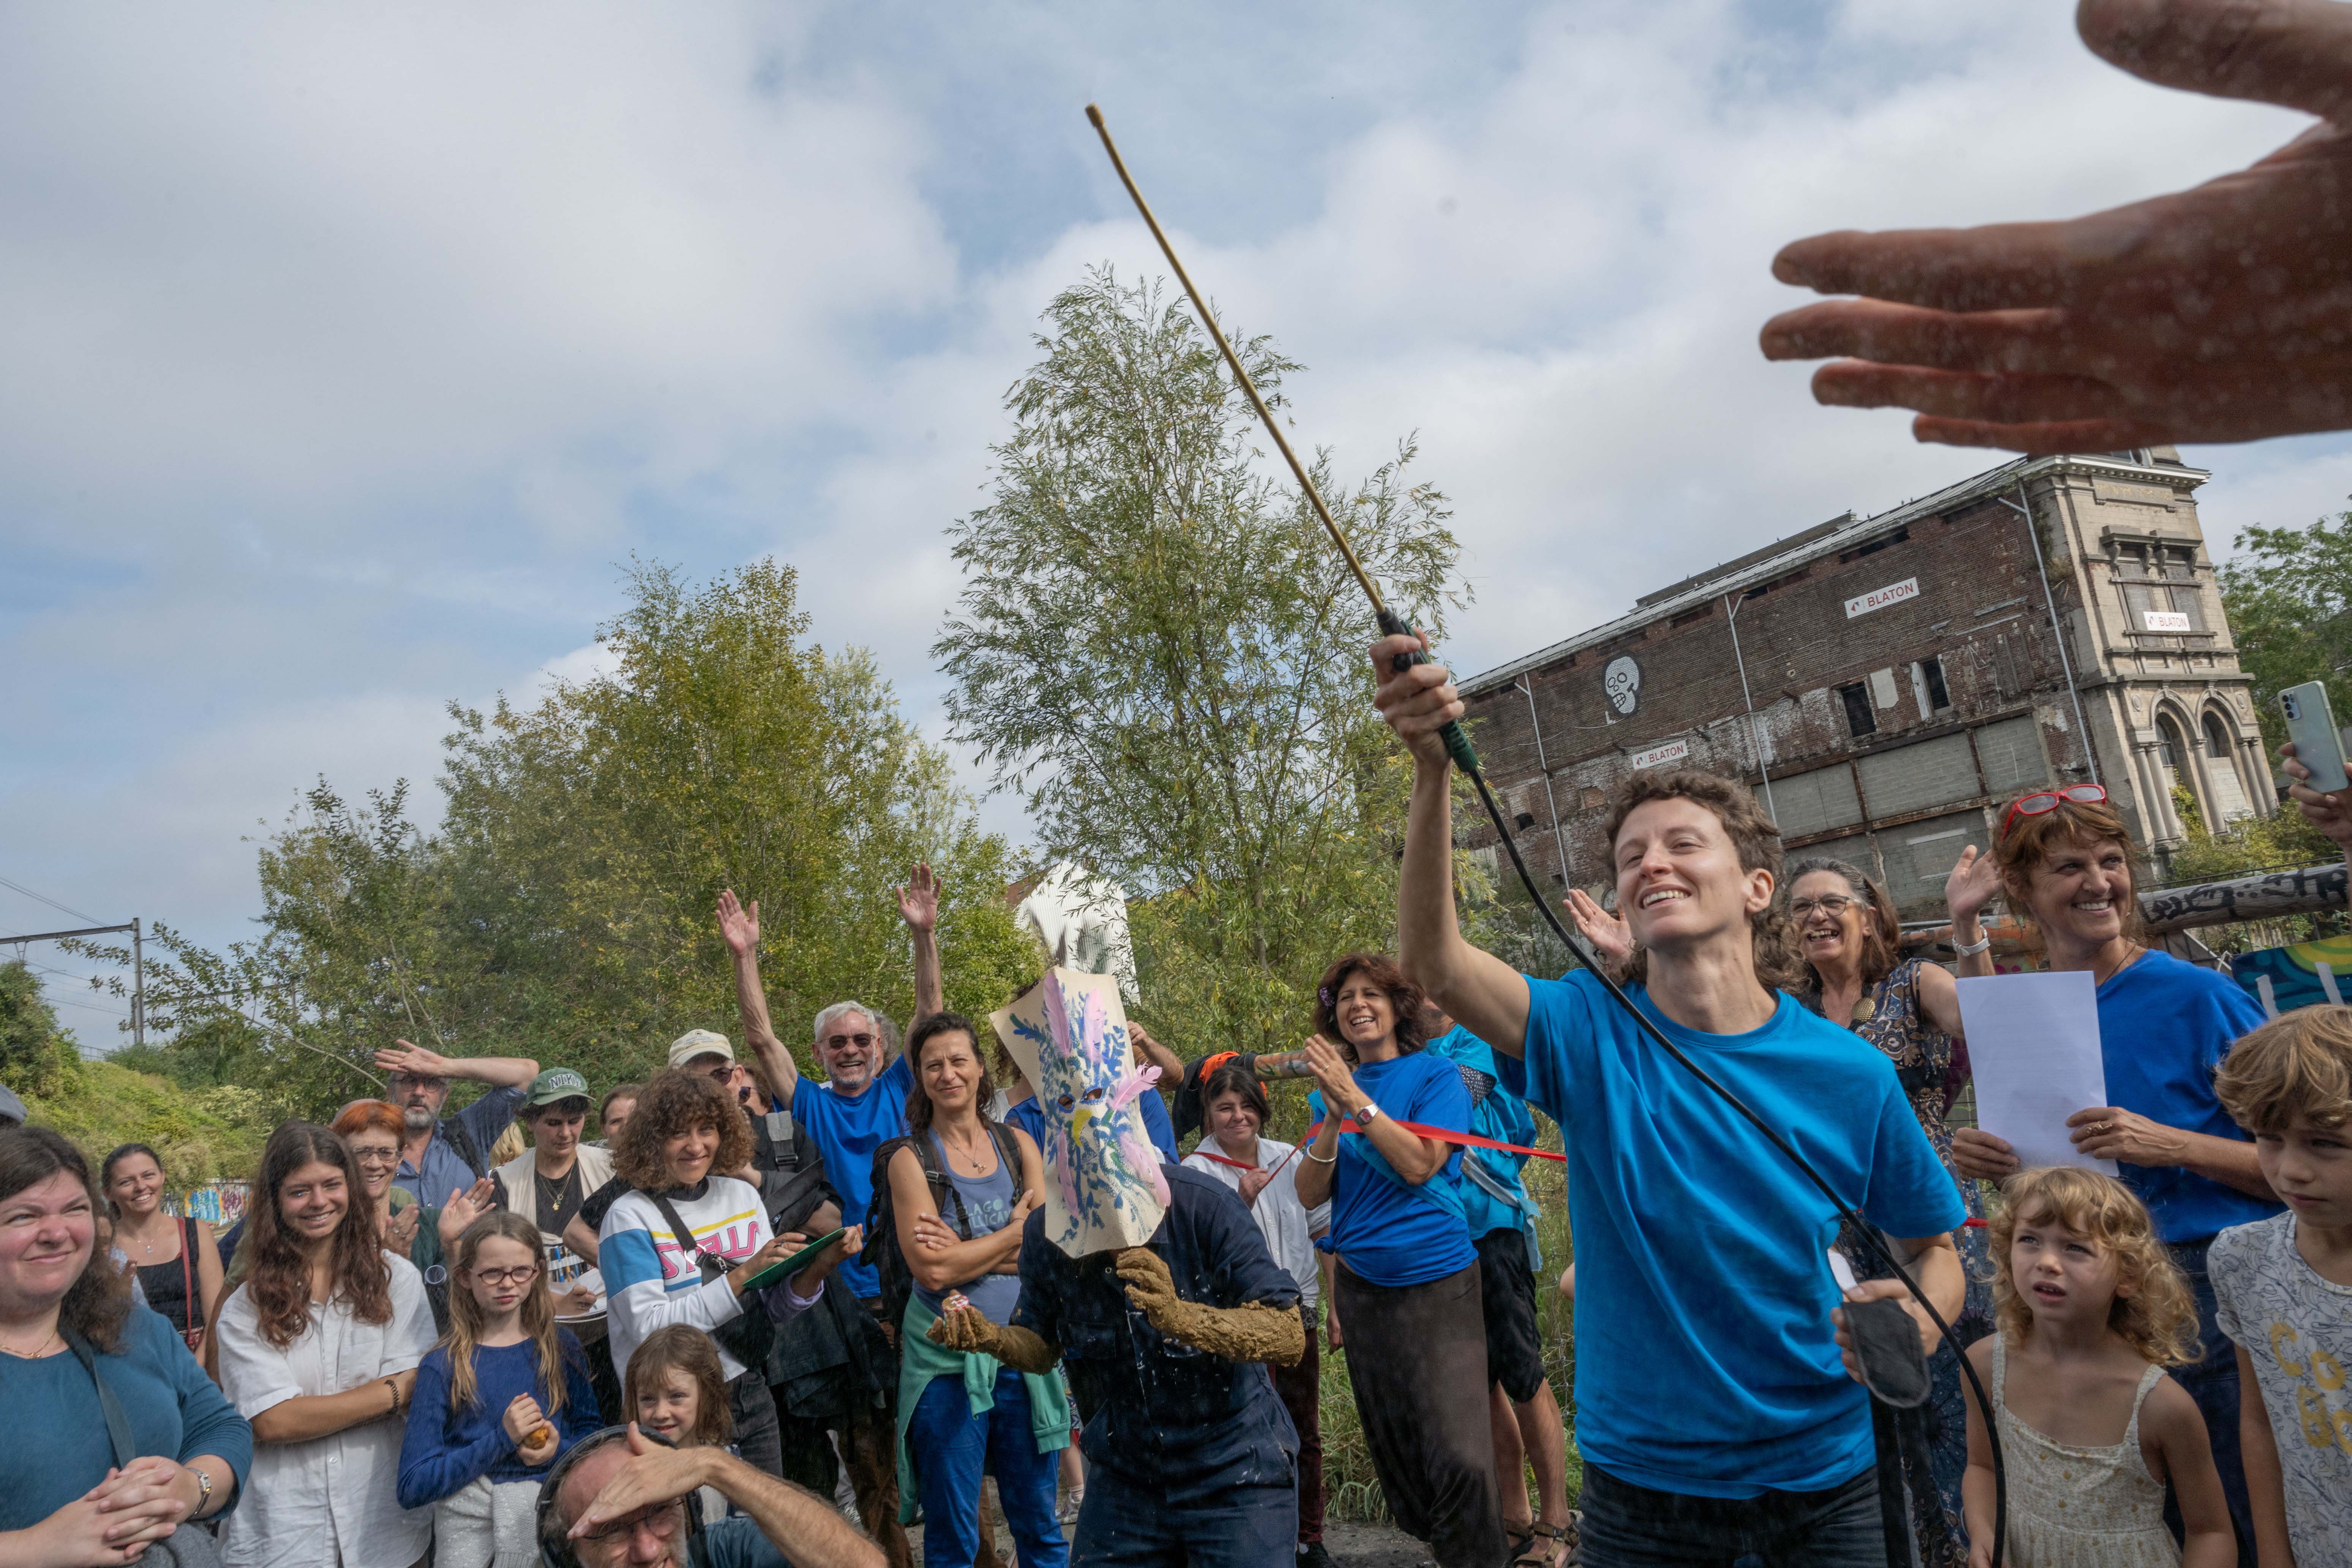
[895,864,938,933]
[716,888,760,958]
[1944,843,2005,978]
[436,1176,498,1254]
[1764,0,2352,453]
[1563,888,1632,976]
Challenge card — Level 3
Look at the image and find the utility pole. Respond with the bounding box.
[0,921,144,1045]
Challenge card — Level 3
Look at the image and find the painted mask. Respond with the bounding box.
[991,967,1169,1257]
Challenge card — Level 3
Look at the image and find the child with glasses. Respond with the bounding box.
[399,1211,602,1566]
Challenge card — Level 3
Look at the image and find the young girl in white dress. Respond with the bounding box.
[1963,1167,2234,1568]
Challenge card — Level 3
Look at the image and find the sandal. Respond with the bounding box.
[1510,1517,1578,1568]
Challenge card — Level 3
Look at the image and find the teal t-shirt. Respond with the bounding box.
[1501,971,1965,1498]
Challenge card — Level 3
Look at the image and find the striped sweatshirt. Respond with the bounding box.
[599,1175,815,1382]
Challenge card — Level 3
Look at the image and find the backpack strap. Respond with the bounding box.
[62,1328,137,1471]
[644,1190,733,1281]
[761,1108,798,1171]
[441,1113,488,1185]
[910,1132,975,1241]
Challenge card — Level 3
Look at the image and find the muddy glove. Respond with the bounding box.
[926,1297,1060,1375]
[1116,1247,1304,1368]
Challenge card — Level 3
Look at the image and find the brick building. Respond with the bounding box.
[1456,450,2274,921]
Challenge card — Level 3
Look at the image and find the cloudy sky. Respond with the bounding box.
[5,0,2346,1047]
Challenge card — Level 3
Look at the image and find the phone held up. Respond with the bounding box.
[2280,681,2351,795]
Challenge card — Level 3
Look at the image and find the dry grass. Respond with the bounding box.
[22,1057,278,1190]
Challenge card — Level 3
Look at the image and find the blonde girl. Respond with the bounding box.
[1963,1167,2233,1568]
[624,1324,740,1524]
[397,1211,599,1567]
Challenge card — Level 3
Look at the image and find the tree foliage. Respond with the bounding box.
[936,266,1468,1056]
[76,559,1034,1117]
[2219,506,2352,747]
[2,958,81,1099]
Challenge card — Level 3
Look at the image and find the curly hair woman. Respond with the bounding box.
[214,1121,438,1568]
[1292,952,1500,1567]
[598,1067,855,1479]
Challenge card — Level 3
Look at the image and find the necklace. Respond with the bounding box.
[943,1129,991,1174]
[0,1326,60,1359]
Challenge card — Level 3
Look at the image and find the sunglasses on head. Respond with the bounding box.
[2000,783,2107,837]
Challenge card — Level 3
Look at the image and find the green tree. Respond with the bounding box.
[1,958,80,1097]
[936,266,1467,1057]
[81,558,1035,1116]
[2219,506,2352,746]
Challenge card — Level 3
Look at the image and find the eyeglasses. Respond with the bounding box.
[700,1064,740,1083]
[469,1265,539,1286]
[576,1498,686,1544]
[388,1075,449,1093]
[825,1032,876,1050]
[349,1148,400,1167]
[1789,895,1860,918]
[2000,784,2108,837]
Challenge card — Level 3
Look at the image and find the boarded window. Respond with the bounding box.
[1766,764,1863,839]
[1857,732,1979,818]
[1878,811,1992,918]
[1792,831,1878,880]
[1973,716,2048,799]
[1838,683,1876,738]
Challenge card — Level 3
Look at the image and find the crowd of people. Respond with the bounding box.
[0,638,2348,1568]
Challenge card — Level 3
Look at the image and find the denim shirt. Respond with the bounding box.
[390,1084,526,1208]
[1010,1165,1299,1501]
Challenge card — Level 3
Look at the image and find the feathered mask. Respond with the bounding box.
[990,967,1169,1258]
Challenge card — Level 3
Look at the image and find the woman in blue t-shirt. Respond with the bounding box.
[1949,783,2278,1555]
[1296,952,1503,1568]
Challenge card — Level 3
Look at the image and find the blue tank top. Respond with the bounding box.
[914,1126,1023,1325]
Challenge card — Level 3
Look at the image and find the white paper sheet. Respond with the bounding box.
[1954,971,2116,1175]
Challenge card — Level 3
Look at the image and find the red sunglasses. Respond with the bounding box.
[1999,783,2107,837]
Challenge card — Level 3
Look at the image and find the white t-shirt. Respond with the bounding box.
[1181,1134,1330,1309]
[215,1254,438,1568]
[600,1175,815,1382]
[2211,1211,2352,1566]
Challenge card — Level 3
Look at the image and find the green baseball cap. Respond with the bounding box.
[525,1067,591,1108]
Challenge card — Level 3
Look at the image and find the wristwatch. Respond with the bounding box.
[1355,1101,1382,1126]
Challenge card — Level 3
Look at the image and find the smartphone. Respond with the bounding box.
[2280,682,2350,793]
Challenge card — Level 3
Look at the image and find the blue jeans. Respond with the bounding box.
[1580,1462,1887,1568]
[1070,1461,1297,1568]
[2164,1240,2255,1562]
[907,1368,1067,1567]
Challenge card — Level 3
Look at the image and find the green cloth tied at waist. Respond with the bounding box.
[893,1295,1070,1525]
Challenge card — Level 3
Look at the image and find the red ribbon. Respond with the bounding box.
[1305,1118,1567,1163]
[1189,1149,1257,1171]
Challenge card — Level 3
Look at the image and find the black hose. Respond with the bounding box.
[1459,761,2006,1568]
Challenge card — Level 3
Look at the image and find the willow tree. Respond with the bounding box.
[936,266,1465,1057]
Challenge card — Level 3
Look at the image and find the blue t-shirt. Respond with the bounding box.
[1504,971,1966,1498]
[1004,1086,1178,1165]
[397,1332,602,1508]
[2097,950,2279,1246]
[0,1306,254,1532]
[1424,1024,1541,1245]
[789,1054,914,1299]
[1307,1049,1476,1287]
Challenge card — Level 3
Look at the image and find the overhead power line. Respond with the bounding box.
[0,873,104,927]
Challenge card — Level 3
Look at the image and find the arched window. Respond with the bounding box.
[2201,710,2254,823]
[2203,713,2232,759]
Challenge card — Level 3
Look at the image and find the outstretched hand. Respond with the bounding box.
[716,889,760,958]
[1563,889,1631,964]
[436,1177,498,1252]
[896,865,939,934]
[1764,0,2352,452]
